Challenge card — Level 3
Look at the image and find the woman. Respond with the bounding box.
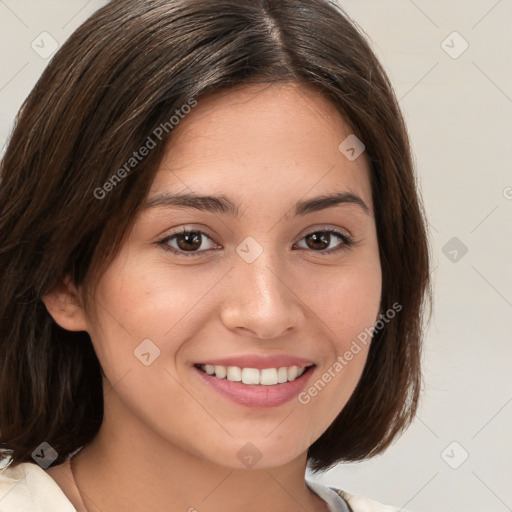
[0,1,431,510]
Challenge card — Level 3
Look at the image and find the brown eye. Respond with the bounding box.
[175,231,202,252]
[294,228,354,255]
[304,232,331,250]
[159,228,218,257]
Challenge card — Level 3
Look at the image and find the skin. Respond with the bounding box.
[43,82,382,512]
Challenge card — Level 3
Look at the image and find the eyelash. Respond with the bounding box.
[156,226,355,258]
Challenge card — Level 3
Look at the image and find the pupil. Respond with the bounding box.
[178,232,201,251]
[307,232,329,250]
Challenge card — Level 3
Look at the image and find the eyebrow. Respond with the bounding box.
[143,191,370,218]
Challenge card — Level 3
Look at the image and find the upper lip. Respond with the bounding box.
[195,354,315,370]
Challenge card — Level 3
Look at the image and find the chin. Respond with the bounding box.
[201,436,310,471]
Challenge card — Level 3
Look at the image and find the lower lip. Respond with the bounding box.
[194,366,315,408]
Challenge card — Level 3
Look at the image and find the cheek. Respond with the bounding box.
[297,254,382,404]
[305,258,382,346]
[92,258,203,334]
[336,269,381,350]
[85,255,222,379]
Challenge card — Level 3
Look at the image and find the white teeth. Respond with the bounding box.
[260,368,278,385]
[241,368,260,385]
[226,366,242,381]
[277,367,288,383]
[214,365,226,379]
[287,366,298,381]
[199,364,311,385]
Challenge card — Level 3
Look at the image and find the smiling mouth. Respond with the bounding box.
[194,363,315,386]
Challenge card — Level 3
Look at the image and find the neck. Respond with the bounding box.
[67,394,328,512]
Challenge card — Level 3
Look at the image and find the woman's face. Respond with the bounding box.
[81,83,381,468]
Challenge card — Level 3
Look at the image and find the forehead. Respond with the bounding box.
[148,83,373,216]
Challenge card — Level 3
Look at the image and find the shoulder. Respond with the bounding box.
[306,477,406,512]
[0,460,76,512]
[331,488,407,512]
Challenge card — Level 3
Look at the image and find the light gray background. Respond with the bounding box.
[1,1,511,511]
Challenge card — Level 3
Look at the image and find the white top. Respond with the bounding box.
[0,461,405,512]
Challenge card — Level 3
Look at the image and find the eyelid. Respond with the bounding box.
[297,223,353,239]
[157,224,355,257]
[158,226,219,256]
[158,223,352,242]
[292,225,355,256]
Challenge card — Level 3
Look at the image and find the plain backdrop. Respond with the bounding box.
[0,1,511,511]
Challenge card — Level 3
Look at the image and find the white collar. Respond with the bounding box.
[306,477,352,512]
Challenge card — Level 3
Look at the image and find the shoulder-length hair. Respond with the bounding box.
[0,0,431,472]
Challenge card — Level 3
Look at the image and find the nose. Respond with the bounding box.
[220,247,305,340]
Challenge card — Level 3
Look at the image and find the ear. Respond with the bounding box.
[42,275,89,332]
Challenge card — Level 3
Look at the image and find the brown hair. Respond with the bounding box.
[0,0,431,472]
